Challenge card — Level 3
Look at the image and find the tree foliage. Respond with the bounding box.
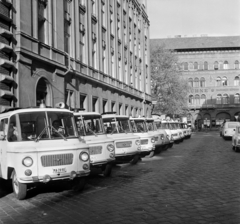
[150,44,190,116]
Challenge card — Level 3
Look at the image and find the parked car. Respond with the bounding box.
[0,105,90,200]
[232,125,240,152]
[74,111,115,176]
[130,117,156,158]
[102,113,141,165]
[221,121,240,139]
[168,121,183,143]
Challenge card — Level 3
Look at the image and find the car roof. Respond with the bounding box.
[74,111,101,116]
[102,114,129,119]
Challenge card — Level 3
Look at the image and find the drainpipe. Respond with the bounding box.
[64,52,71,75]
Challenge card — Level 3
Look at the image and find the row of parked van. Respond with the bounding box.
[0,105,191,200]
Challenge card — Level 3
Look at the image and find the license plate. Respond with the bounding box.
[89,146,102,155]
[53,168,67,173]
[116,141,132,148]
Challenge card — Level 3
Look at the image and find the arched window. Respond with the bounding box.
[222,76,227,86]
[184,62,188,70]
[195,94,200,105]
[201,94,206,105]
[223,61,228,69]
[214,61,219,70]
[200,77,205,87]
[222,94,229,104]
[194,77,199,87]
[216,77,221,86]
[189,95,194,104]
[188,78,193,87]
[36,77,52,107]
[194,62,198,70]
[235,60,239,69]
[234,76,240,86]
[204,61,208,70]
[216,94,222,104]
[234,93,240,104]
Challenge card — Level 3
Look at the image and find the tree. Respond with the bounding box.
[150,44,190,117]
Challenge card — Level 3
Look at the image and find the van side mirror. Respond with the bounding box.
[0,131,6,140]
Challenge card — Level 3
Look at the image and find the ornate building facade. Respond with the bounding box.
[0,0,152,116]
[151,36,240,128]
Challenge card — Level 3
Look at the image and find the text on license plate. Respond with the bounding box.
[53,168,67,173]
[89,146,102,155]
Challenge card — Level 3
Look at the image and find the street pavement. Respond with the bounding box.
[1,131,240,224]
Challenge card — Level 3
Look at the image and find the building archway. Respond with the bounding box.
[203,113,211,127]
[36,77,52,107]
[216,112,231,126]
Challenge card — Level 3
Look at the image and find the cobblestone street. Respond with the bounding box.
[1,132,240,224]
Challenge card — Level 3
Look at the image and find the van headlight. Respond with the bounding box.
[107,144,115,152]
[79,152,89,162]
[22,157,33,167]
[135,140,140,145]
[151,138,155,143]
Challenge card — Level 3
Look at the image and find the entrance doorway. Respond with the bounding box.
[36,78,52,107]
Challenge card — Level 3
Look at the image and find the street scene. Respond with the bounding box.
[1,131,240,224]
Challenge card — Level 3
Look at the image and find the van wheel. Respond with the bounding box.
[130,155,139,165]
[168,143,173,148]
[146,151,155,158]
[73,177,86,191]
[102,164,112,177]
[12,170,27,200]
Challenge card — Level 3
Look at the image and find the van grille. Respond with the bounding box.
[116,141,132,148]
[141,139,148,145]
[41,154,73,167]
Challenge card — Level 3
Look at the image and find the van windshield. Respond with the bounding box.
[75,115,104,136]
[103,117,131,134]
[130,120,147,133]
[146,121,157,131]
[8,111,77,142]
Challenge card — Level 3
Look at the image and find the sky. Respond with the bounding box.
[147,0,240,39]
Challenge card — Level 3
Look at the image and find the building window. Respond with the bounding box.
[195,95,200,105]
[79,12,86,62]
[38,0,47,43]
[64,0,71,54]
[234,76,240,86]
[188,78,193,87]
[216,94,222,104]
[111,101,116,112]
[222,76,227,86]
[92,97,98,112]
[200,77,205,87]
[222,94,229,104]
[216,77,221,86]
[194,78,199,88]
[183,62,188,71]
[119,103,122,115]
[80,94,87,110]
[125,105,128,116]
[201,94,206,105]
[223,61,228,69]
[235,60,239,69]
[102,99,108,113]
[204,61,208,70]
[194,62,198,70]
[189,95,194,104]
[65,90,74,109]
[214,61,219,70]
[234,93,240,104]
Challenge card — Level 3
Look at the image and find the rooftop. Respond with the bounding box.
[150,36,240,50]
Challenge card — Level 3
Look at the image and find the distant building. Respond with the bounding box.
[0,0,152,116]
[151,35,240,128]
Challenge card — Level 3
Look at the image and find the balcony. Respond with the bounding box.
[0,59,16,71]
[0,43,16,58]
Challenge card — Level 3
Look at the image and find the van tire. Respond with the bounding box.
[146,151,154,158]
[130,155,139,165]
[102,164,112,177]
[168,143,173,148]
[73,177,86,191]
[12,170,27,200]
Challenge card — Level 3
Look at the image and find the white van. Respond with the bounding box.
[129,117,156,158]
[74,111,115,176]
[0,107,90,200]
[154,120,174,148]
[102,113,141,165]
[221,121,240,139]
[168,121,182,143]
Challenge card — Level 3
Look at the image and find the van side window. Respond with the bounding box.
[0,119,8,140]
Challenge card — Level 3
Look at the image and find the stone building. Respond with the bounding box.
[151,35,240,128]
[0,0,152,116]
